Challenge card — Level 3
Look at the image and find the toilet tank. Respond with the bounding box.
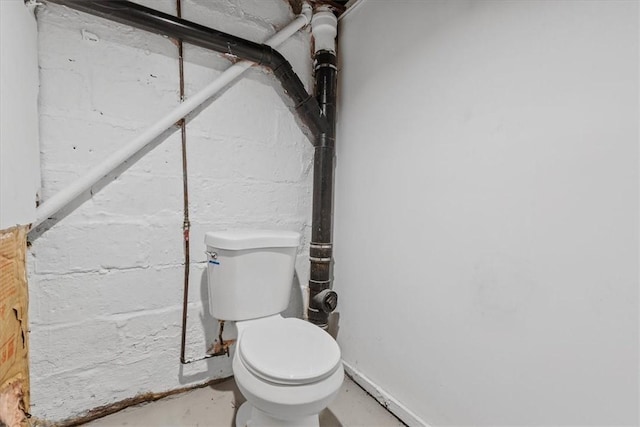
[205,230,301,321]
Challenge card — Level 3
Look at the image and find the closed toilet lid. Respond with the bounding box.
[238,317,341,385]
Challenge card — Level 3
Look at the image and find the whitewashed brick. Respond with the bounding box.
[184,133,242,180]
[30,310,231,420]
[132,0,177,15]
[194,180,306,218]
[30,267,185,326]
[131,132,185,177]
[37,3,178,65]
[182,0,271,43]
[30,0,314,422]
[39,115,140,175]
[184,76,281,142]
[30,320,123,376]
[32,221,152,273]
[38,67,91,113]
[238,0,292,26]
[92,173,183,218]
[147,220,185,266]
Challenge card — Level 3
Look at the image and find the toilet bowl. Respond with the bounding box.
[205,230,344,427]
[233,315,343,427]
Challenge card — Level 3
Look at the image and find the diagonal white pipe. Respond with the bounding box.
[33,3,312,229]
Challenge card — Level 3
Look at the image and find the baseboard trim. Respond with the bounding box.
[342,361,430,427]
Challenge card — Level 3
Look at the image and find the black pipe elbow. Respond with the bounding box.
[46,0,328,142]
[262,46,285,73]
[265,49,329,138]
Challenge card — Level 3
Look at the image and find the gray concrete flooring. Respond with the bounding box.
[85,376,405,427]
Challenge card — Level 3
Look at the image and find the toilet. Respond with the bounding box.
[205,230,344,427]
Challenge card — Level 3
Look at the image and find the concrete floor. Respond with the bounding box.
[85,376,405,427]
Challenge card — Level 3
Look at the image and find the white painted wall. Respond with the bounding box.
[335,1,638,425]
[28,0,313,421]
[0,0,41,229]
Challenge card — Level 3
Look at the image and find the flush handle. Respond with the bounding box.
[206,251,219,265]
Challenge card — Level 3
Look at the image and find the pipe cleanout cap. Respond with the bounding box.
[311,7,337,53]
[313,289,338,313]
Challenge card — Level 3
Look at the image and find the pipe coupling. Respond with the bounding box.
[312,289,338,313]
[311,6,337,54]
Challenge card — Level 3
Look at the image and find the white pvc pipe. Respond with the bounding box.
[33,3,312,228]
[311,6,337,53]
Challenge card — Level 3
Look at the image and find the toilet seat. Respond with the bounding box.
[238,317,341,385]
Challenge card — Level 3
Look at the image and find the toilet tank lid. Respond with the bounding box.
[205,230,301,250]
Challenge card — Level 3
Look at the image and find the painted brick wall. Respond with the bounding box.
[28,0,314,421]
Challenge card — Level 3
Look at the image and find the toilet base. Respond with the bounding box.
[235,402,319,427]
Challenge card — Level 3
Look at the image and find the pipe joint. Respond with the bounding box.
[299,2,313,26]
[265,47,287,73]
[310,244,332,260]
[307,308,328,328]
[310,242,333,249]
[311,6,337,54]
[315,134,336,148]
[309,279,330,292]
[297,99,329,137]
[313,50,337,70]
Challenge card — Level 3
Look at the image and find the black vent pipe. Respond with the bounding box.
[307,48,338,329]
[45,0,328,139]
[46,0,340,330]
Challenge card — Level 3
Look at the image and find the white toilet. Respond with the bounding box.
[205,230,344,427]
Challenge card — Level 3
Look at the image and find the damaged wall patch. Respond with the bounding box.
[0,226,30,427]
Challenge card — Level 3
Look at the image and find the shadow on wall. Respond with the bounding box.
[177,263,306,385]
[283,271,305,319]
